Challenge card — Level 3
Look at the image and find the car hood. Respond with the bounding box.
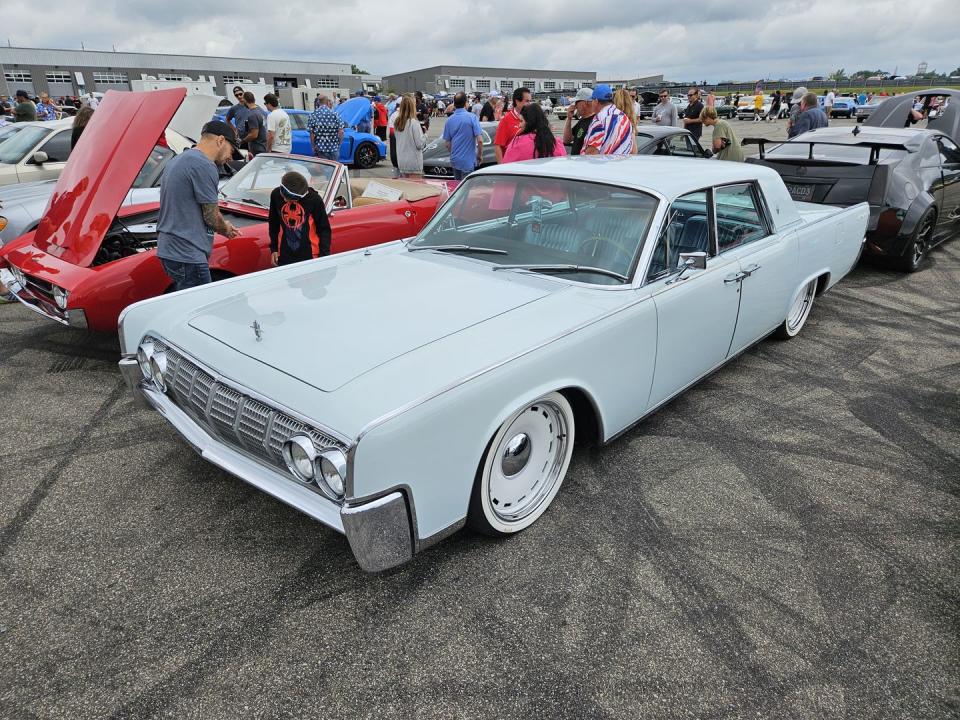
[167,94,219,143]
[31,88,187,267]
[186,250,553,392]
[335,97,372,126]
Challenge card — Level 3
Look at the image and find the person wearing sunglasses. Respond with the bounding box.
[652,91,679,127]
[225,86,248,130]
[681,87,705,147]
[268,171,332,266]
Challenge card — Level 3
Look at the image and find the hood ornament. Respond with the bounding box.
[251,320,263,342]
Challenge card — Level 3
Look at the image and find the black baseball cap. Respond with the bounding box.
[201,120,239,147]
[15,89,29,98]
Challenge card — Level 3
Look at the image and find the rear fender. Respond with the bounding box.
[899,195,936,239]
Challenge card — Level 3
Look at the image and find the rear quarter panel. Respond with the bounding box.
[796,202,869,291]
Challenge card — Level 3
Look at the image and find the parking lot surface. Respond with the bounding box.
[1,138,958,718]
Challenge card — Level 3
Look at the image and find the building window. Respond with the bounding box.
[475,79,491,91]
[499,80,514,92]
[93,72,128,84]
[562,82,575,90]
[316,76,338,88]
[4,72,31,84]
[449,78,466,89]
[543,81,556,90]
[222,75,253,84]
[157,74,188,82]
[46,71,72,84]
[523,81,537,90]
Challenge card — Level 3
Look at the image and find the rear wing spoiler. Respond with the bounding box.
[742,137,911,165]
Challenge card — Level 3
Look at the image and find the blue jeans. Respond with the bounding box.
[453,167,472,181]
[160,259,212,292]
[315,149,338,161]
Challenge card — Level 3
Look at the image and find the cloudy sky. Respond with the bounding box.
[3,0,958,81]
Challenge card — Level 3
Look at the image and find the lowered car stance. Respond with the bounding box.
[0,89,447,332]
[118,157,868,571]
[746,127,960,271]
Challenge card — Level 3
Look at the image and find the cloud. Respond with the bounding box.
[3,0,958,81]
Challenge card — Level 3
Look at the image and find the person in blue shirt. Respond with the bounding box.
[441,92,483,181]
[788,92,829,138]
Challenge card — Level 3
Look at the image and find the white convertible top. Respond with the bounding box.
[473,155,803,231]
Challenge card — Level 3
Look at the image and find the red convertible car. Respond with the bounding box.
[0,88,448,333]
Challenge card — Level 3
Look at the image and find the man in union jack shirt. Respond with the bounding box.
[582,85,634,156]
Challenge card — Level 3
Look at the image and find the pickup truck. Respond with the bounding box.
[118,157,869,571]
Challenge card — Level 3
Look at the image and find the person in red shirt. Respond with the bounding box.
[373,96,389,142]
[493,86,531,163]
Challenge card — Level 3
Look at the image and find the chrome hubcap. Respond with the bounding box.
[787,280,816,333]
[488,402,568,523]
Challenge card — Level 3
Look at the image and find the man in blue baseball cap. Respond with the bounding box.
[583,84,634,155]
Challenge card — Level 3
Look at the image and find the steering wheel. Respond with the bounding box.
[577,234,633,265]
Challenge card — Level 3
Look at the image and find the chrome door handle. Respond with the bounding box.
[742,263,761,276]
[724,272,747,284]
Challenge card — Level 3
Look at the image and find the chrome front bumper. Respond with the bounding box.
[0,267,87,329]
[120,357,414,572]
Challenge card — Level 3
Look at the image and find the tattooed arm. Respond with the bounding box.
[201,204,239,238]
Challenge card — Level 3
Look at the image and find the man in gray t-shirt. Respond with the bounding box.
[157,121,239,291]
[652,90,680,127]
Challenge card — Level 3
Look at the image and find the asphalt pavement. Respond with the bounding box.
[1,117,958,718]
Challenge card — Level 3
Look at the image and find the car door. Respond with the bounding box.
[645,189,744,409]
[933,136,960,242]
[18,129,72,182]
[289,113,312,156]
[715,183,797,354]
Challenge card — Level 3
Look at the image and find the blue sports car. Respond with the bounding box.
[217,98,386,169]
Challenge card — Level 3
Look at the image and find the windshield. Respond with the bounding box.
[767,142,907,163]
[410,174,659,285]
[132,144,175,189]
[218,154,336,207]
[0,126,51,164]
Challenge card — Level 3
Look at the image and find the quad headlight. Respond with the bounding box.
[282,436,347,500]
[137,340,155,380]
[52,285,68,310]
[149,351,168,392]
[10,265,25,287]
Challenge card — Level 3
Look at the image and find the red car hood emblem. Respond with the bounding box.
[32,88,187,268]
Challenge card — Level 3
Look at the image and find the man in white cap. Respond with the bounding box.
[562,87,598,156]
[787,86,807,134]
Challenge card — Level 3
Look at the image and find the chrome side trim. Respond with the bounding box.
[341,492,414,572]
[354,292,656,446]
[140,384,346,534]
[415,517,466,553]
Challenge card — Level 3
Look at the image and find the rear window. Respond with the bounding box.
[766,143,907,164]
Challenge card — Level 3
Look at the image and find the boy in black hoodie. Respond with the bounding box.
[268,171,332,266]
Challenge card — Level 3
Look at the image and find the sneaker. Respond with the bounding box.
[0,293,15,304]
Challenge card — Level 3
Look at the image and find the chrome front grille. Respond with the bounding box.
[148,337,347,470]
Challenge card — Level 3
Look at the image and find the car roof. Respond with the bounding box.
[472,155,783,199]
[9,118,73,130]
[792,126,939,150]
[636,125,689,139]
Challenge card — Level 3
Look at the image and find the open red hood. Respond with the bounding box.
[32,88,187,267]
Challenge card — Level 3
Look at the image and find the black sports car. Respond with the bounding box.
[635,125,709,157]
[746,126,960,271]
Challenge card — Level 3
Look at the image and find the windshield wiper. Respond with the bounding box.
[492,264,629,282]
[239,197,266,208]
[407,244,508,255]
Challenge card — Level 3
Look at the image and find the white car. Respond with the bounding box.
[119,157,868,571]
[0,119,75,187]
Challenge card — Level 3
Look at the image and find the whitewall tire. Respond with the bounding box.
[775,278,817,340]
[468,391,575,536]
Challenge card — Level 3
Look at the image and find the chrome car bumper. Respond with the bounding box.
[0,267,87,329]
[119,356,415,572]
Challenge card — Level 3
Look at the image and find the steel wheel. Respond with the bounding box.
[775,279,817,340]
[896,208,935,272]
[468,392,575,536]
[354,142,379,169]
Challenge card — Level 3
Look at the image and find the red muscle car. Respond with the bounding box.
[0,88,448,333]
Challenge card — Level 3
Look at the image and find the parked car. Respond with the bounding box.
[636,91,660,120]
[117,156,868,571]
[865,88,960,143]
[829,97,857,118]
[715,98,738,119]
[554,104,569,120]
[423,122,498,178]
[855,99,882,123]
[287,102,386,169]
[636,126,709,157]
[0,119,74,187]
[746,126,960,271]
[0,94,220,245]
[737,97,771,120]
[0,90,447,332]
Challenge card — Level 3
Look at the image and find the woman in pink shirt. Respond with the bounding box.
[502,103,566,163]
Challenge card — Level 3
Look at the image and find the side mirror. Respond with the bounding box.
[679,251,708,270]
[702,148,714,158]
[31,151,49,165]
[332,195,348,210]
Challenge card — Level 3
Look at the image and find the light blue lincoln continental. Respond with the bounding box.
[118,156,869,571]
